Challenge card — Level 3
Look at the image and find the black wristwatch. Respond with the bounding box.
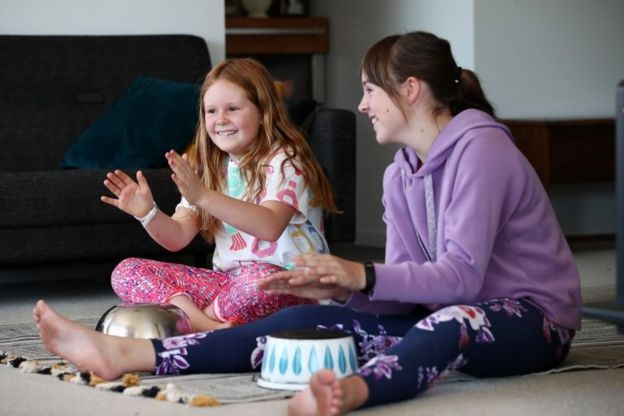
[361,260,376,295]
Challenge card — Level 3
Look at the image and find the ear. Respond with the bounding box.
[403,76,421,103]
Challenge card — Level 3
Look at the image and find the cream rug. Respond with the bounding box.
[2,316,624,407]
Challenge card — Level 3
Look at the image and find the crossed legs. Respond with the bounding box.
[34,299,568,415]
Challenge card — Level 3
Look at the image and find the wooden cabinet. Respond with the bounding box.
[225,17,328,55]
[225,17,329,102]
[503,118,615,192]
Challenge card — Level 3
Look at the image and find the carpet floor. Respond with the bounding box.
[2,309,624,410]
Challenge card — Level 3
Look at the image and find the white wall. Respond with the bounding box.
[475,0,624,119]
[473,0,624,236]
[312,0,475,246]
[0,0,225,64]
[313,0,623,246]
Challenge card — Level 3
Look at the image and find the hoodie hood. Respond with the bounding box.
[394,109,513,178]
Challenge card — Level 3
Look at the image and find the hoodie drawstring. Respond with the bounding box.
[424,174,437,261]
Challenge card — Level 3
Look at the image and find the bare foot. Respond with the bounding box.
[288,370,368,416]
[33,300,154,380]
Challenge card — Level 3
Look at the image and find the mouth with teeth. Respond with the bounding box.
[216,129,238,136]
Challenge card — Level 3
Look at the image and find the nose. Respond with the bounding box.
[357,95,368,114]
[216,114,228,126]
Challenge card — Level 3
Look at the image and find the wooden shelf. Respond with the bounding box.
[225,17,329,55]
[503,118,615,192]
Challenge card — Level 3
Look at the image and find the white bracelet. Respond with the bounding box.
[134,201,158,228]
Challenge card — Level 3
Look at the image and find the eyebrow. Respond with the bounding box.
[204,101,243,107]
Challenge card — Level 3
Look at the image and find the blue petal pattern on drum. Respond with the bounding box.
[268,345,276,373]
[279,346,289,375]
[308,345,319,373]
[338,345,347,374]
[293,346,302,375]
[324,345,334,370]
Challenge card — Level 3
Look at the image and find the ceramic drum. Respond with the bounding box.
[95,303,193,339]
[258,329,359,391]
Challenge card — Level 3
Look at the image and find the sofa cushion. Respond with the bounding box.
[61,76,200,169]
[0,223,208,264]
[0,169,183,228]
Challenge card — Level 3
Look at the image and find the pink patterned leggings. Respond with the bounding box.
[111,258,317,325]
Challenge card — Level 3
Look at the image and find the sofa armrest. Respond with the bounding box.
[306,108,356,244]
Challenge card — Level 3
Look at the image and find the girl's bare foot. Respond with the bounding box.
[288,370,369,416]
[33,300,154,380]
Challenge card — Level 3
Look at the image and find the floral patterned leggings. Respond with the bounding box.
[150,298,574,407]
[111,258,317,325]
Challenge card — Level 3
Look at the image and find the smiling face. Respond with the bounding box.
[357,73,406,145]
[203,80,262,160]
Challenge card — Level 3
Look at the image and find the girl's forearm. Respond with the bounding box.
[196,189,291,242]
[143,209,197,251]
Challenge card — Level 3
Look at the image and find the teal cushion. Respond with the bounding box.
[62,76,199,169]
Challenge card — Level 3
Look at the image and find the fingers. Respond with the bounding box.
[136,170,147,186]
[166,150,186,170]
[102,178,120,195]
[258,270,299,290]
[292,254,363,291]
[259,269,320,292]
[100,195,119,208]
[294,255,343,279]
[167,151,191,180]
[287,270,323,286]
[103,173,121,194]
[113,169,133,184]
[104,170,134,194]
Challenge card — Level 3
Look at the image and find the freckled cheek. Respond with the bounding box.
[243,122,261,138]
[204,116,213,130]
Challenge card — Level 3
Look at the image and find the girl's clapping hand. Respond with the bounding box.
[101,169,154,217]
[166,150,205,205]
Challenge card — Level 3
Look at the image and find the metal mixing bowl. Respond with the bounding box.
[95,303,193,339]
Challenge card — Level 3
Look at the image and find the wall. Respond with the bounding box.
[311,0,474,246]
[0,0,225,63]
[312,0,624,246]
[475,0,624,119]
[474,0,624,237]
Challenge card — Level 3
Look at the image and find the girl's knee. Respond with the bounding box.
[111,257,141,284]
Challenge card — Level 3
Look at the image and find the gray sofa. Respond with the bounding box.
[0,34,355,274]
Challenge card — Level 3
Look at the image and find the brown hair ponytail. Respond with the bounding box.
[361,31,495,118]
[450,67,495,117]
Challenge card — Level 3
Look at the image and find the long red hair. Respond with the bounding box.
[188,58,337,243]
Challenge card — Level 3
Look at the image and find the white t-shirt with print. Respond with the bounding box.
[177,152,329,272]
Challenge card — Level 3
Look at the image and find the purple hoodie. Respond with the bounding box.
[346,109,582,330]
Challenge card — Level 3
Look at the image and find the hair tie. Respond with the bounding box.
[453,66,463,84]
